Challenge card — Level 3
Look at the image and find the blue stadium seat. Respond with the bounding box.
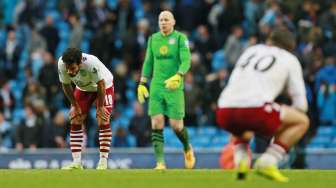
[197,126,217,136]
[310,136,331,146]
[126,79,136,89]
[106,0,117,9]
[212,135,229,145]
[127,135,136,147]
[81,40,90,53]
[307,143,326,149]
[191,136,210,148]
[211,49,229,71]
[218,129,230,135]
[126,89,136,101]
[163,127,175,138]
[317,126,334,136]
[0,29,6,46]
[12,108,25,125]
[123,106,134,119]
[19,49,28,69]
[186,127,196,138]
[46,10,61,23]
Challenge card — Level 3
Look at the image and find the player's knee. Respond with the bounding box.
[170,123,183,132]
[151,116,164,129]
[70,116,83,125]
[300,115,310,133]
[97,117,110,125]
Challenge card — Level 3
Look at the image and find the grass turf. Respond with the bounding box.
[0,169,335,188]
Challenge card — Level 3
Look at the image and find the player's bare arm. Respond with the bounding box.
[62,83,82,121]
[96,79,110,123]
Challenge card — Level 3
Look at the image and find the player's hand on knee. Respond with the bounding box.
[69,104,82,121]
[164,73,182,90]
[97,106,110,121]
[137,84,149,103]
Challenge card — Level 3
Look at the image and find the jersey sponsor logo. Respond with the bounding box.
[159,45,168,55]
[169,38,176,45]
[156,55,174,60]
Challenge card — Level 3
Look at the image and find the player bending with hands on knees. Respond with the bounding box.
[216,29,309,182]
[58,48,114,170]
[137,10,195,170]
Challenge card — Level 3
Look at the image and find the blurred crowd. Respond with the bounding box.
[0,0,335,151]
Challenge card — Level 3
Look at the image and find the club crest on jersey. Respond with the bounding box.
[159,45,168,55]
[169,38,176,45]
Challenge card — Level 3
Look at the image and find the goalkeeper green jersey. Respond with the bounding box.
[141,30,191,89]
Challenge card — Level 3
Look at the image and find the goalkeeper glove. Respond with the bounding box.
[137,78,149,104]
[164,73,183,90]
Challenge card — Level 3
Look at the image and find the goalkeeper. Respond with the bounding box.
[137,10,195,169]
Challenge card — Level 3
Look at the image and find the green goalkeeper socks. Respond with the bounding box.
[152,129,165,164]
[174,127,190,152]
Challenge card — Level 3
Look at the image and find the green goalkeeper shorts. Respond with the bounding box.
[148,87,185,119]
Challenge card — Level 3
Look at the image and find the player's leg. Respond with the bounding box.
[169,118,195,169]
[63,114,87,170]
[148,88,166,169]
[95,87,114,170]
[254,105,309,182]
[151,114,166,169]
[166,90,195,169]
[231,132,253,180]
[62,89,95,170]
[216,108,253,179]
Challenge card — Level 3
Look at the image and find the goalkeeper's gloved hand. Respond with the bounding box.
[137,78,149,104]
[164,73,183,90]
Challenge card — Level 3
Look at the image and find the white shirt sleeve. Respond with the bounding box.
[58,58,71,84]
[286,57,308,112]
[89,56,104,83]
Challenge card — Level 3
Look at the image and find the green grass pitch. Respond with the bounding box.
[0,169,335,188]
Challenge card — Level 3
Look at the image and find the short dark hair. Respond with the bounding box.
[61,48,82,65]
[269,28,296,52]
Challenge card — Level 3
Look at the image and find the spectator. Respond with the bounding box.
[193,25,218,70]
[128,102,151,147]
[224,25,245,66]
[184,72,202,126]
[27,26,47,56]
[315,57,336,124]
[204,68,229,124]
[39,16,60,56]
[0,27,22,79]
[89,22,118,67]
[15,104,41,151]
[113,126,130,147]
[40,110,67,148]
[113,63,128,106]
[68,13,83,48]
[52,111,67,148]
[124,18,151,71]
[22,80,46,106]
[0,112,12,149]
[0,79,15,120]
[38,51,60,110]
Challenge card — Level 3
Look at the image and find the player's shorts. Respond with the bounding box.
[148,87,185,119]
[216,103,281,137]
[74,85,114,114]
